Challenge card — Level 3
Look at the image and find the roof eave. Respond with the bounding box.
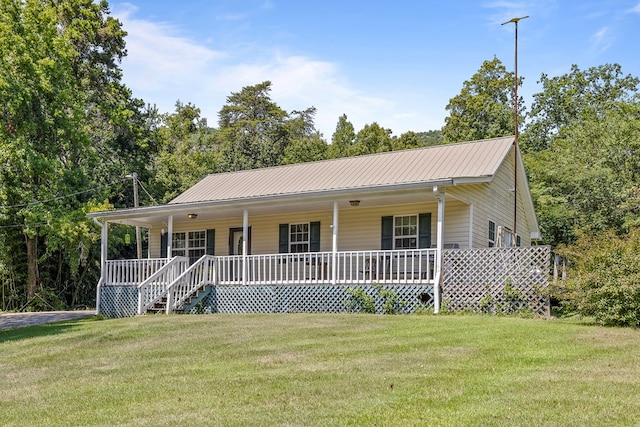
[88,179,456,222]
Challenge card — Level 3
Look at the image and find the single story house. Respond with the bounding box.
[89,136,548,317]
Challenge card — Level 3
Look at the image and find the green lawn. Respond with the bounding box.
[1,314,639,426]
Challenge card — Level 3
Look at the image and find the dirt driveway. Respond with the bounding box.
[0,310,95,331]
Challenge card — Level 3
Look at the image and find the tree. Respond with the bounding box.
[328,114,356,158]
[525,100,640,246]
[523,63,640,152]
[218,81,290,170]
[154,102,223,202]
[0,0,143,309]
[443,57,524,143]
[353,122,393,154]
[391,130,443,150]
[281,107,328,164]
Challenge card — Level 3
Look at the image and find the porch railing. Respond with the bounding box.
[214,249,436,286]
[104,258,172,287]
[137,256,189,314]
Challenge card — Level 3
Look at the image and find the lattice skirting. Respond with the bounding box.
[189,284,434,314]
[442,246,551,316]
[99,284,433,317]
[99,286,138,318]
[99,247,552,317]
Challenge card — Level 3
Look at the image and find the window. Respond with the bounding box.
[172,230,206,264]
[394,215,418,249]
[488,221,496,247]
[289,223,310,253]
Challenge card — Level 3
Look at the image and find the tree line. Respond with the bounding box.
[1,1,639,324]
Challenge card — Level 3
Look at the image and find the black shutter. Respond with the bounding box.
[418,213,432,248]
[160,232,168,258]
[381,216,393,250]
[206,229,215,255]
[279,224,289,253]
[310,221,321,252]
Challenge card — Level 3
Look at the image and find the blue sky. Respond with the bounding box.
[111,1,640,139]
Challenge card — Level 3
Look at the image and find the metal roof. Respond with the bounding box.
[170,136,515,205]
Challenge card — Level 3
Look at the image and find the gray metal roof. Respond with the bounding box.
[170,136,515,205]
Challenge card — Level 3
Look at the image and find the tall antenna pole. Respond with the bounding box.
[126,172,142,259]
[502,15,528,244]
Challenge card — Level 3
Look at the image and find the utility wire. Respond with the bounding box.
[136,178,158,205]
[0,178,129,210]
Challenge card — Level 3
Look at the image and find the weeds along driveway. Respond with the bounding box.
[0,310,95,330]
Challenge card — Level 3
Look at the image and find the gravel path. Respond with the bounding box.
[0,310,95,331]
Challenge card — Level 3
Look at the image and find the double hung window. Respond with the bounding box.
[394,215,418,249]
[172,230,206,264]
[289,223,310,253]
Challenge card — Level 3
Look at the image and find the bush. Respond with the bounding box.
[554,228,640,327]
[344,285,405,314]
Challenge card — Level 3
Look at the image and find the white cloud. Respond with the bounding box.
[111,3,436,138]
[114,4,224,92]
[590,26,613,53]
[631,2,640,13]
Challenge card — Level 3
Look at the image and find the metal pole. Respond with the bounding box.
[502,15,528,243]
[126,173,142,258]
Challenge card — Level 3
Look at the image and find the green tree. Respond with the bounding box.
[218,81,289,170]
[523,63,639,152]
[443,57,524,143]
[353,122,393,154]
[391,130,443,150]
[328,114,356,158]
[525,100,640,246]
[0,0,142,309]
[154,102,223,202]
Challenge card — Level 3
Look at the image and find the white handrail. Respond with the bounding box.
[165,255,218,314]
[137,257,189,314]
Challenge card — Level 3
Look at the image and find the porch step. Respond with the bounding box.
[146,297,167,315]
[179,285,214,314]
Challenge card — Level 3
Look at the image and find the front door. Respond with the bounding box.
[229,227,251,255]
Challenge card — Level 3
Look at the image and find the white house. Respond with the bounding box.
[89,136,548,317]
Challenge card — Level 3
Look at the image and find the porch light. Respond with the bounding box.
[349,200,360,207]
[187,213,198,219]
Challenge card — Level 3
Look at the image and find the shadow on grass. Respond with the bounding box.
[0,316,102,343]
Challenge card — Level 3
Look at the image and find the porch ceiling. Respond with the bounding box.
[89,185,445,228]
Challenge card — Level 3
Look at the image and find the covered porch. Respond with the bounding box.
[91,184,452,316]
[100,249,439,316]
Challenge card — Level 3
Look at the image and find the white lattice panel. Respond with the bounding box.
[442,246,550,315]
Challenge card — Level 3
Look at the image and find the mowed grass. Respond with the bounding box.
[1,314,639,426]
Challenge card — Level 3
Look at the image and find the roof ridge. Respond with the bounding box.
[199,135,516,180]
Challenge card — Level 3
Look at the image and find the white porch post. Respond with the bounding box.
[167,215,173,259]
[243,209,248,286]
[95,219,108,315]
[332,201,338,285]
[468,204,474,248]
[433,186,445,313]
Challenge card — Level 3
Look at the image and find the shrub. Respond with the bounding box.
[554,228,640,327]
